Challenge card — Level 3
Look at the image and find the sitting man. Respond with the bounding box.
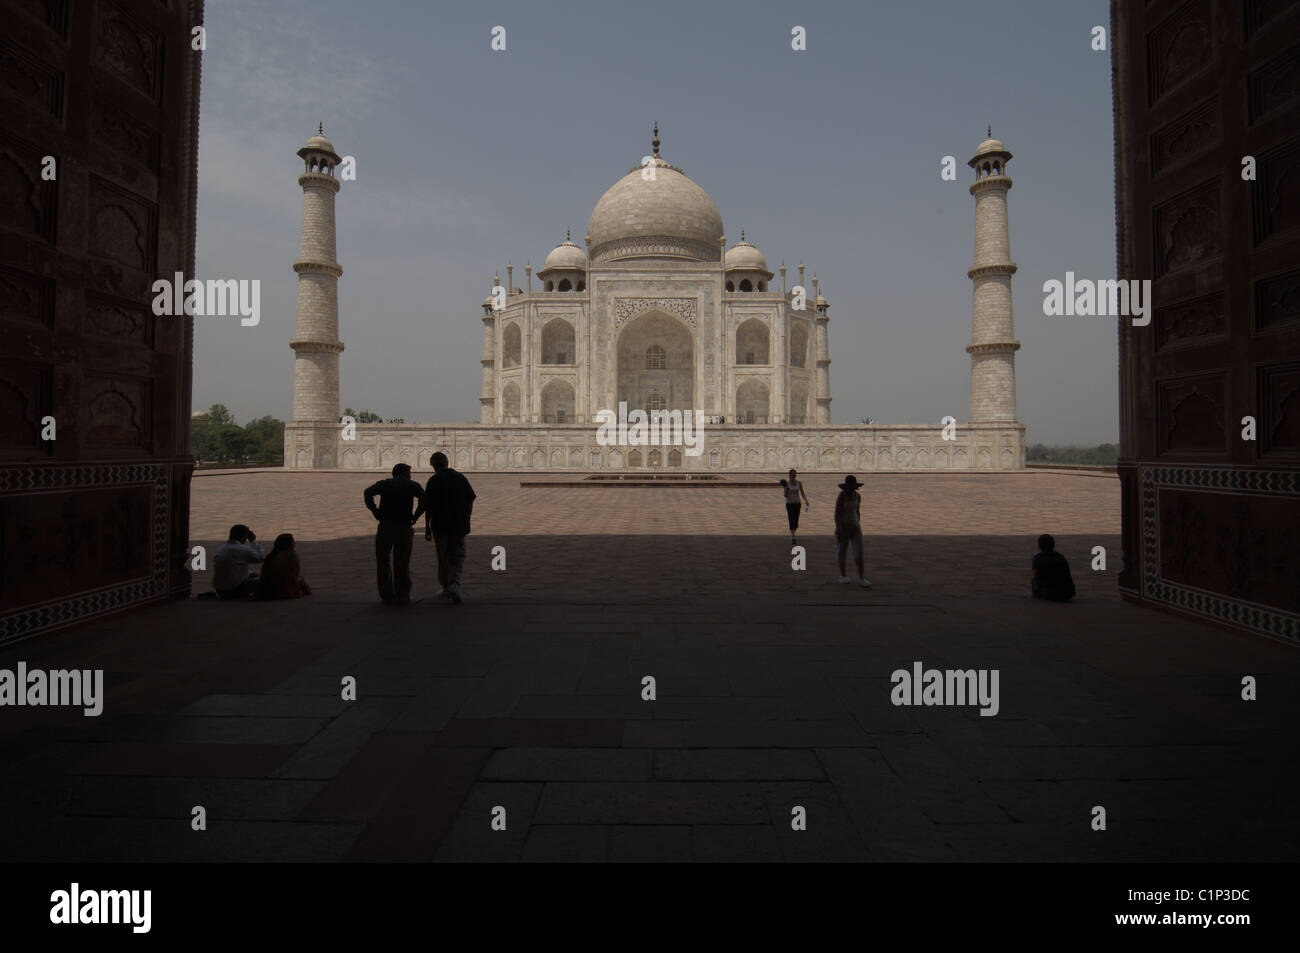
[1031,533,1076,602]
[256,533,312,599]
[212,524,264,600]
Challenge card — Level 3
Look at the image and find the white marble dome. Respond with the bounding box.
[587,156,724,262]
[725,236,768,273]
[542,237,588,271]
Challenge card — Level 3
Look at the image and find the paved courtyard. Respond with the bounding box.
[2,470,1297,862]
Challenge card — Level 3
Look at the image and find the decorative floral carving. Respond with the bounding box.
[614,297,697,330]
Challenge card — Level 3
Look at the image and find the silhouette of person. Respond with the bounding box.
[256,533,312,599]
[834,475,871,588]
[423,452,476,604]
[364,463,426,605]
[779,468,810,544]
[213,524,263,599]
[1031,533,1076,602]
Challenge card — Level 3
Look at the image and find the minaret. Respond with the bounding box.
[480,276,497,423]
[289,124,345,426]
[966,128,1020,422]
[813,273,832,424]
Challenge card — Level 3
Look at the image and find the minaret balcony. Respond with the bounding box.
[293,260,343,277]
[967,262,1018,280]
[290,339,344,354]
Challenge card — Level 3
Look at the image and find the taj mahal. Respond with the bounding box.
[285,125,1025,471]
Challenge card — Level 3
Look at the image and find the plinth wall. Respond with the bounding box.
[285,422,1026,472]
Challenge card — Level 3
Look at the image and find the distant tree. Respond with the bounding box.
[244,415,285,464]
[206,403,235,425]
[341,407,382,423]
[189,408,284,464]
[1028,443,1117,465]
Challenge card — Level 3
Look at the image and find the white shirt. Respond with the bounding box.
[784,480,802,504]
[213,540,264,591]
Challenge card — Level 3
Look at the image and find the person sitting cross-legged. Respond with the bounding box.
[212,524,264,600]
[1031,533,1076,602]
[256,533,312,599]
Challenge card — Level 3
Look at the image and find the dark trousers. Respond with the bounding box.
[216,578,257,600]
[375,520,413,601]
[785,503,801,533]
[434,534,467,594]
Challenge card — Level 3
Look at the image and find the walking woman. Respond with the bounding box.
[834,475,871,588]
[779,468,810,544]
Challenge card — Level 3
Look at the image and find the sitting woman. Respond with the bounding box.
[256,533,312,599]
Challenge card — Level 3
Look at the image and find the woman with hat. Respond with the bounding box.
[834,475,871,588]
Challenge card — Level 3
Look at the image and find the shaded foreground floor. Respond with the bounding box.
[2,472,1298,862]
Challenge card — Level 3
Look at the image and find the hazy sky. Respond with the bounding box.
[194,0,1118,444]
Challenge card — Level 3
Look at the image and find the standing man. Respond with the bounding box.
[364,463,426,605]
[423,452,476,605]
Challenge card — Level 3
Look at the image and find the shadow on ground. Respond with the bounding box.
[2,534,1298,862]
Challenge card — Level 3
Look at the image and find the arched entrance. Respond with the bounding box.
[616,310,694,414]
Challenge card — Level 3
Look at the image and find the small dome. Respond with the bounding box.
[542,235,588,272]
[298,124,341,164]
[482,295,495,308]
[725,234,769,273]
[814,294,828,307]
[304,132,336,153]
[973,137,1005,157]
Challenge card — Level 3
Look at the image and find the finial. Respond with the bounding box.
[652,121,660,157]
[319,121,324,135]
[987,124,992,138]
[740,229,745,242]
[566,227,571,242]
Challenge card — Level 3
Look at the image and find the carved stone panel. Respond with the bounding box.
[1145,0,1213,105]
[1155,290,1226,350]
[1150,98,1217,176]
[1153,179,1222,277]
[88,174,157,272]
[79,372,151,453]
[0,484,152,613]
[1254,267,1300,331]
[95,0,163,102]
[1158,488,1299,612]
[1245,0,1300,39]
[0,265,54,328]
[1258,360,1300,458]
[1252,140,1300,245]
[1247,44,1300,123]
[0,359,49,458]
[0,34,66,120]
[85,290,153,347]
[9,0,70,37]
[1158,373,1227,454]
[0,132,58,241]
[93,101,162,173]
